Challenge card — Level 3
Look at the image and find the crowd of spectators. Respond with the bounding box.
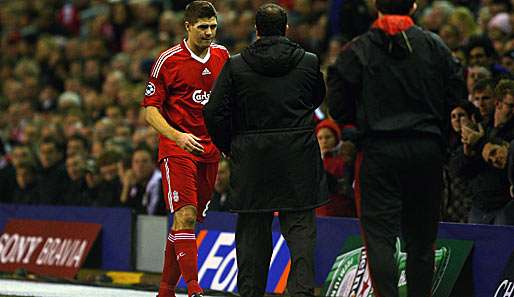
[0,0,514,225]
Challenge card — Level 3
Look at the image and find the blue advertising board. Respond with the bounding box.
[0,204,132,271]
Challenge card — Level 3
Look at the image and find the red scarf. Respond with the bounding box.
[372,15,414,35]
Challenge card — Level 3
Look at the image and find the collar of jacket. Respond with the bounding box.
[372,15,414,35]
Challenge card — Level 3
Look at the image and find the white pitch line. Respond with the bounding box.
[0,279,163,297]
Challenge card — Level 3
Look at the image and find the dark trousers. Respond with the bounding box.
[236,209,316,297]
[359,136,443,297]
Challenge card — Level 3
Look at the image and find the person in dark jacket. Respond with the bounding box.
[327,1,466,297]
[204,4,328,297]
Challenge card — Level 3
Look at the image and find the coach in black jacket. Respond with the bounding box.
[204,4,327,297]
[327,1,466,297]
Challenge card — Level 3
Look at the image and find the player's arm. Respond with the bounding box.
[144,106,204,154]
[141,65,204,155]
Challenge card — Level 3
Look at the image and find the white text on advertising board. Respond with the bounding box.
[0,233,88,268]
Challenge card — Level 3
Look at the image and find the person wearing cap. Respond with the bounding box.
[315,119,355,217]
[327,0,466,296]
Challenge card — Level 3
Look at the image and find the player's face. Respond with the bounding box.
[186,17,217,50]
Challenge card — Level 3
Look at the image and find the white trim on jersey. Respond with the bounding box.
[164,157,174,212]
[211,43,228,51]
[183,39,211,64]
[151,45,180,77]
[151,46,183,78]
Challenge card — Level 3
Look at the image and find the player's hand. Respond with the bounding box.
[176,132,205,155]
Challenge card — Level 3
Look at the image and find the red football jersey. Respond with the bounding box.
[142,40,229,162]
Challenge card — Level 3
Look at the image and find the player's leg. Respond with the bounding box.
[196,161,218,222]
[167,156,203,297]
[158,158,181,297]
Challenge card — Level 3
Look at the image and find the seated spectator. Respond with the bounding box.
[209,158,231,212]
[0,140,15,203]
[93,149,123,207]
[466,65,492,97]
[66,134,89,157]
[460,79,514,225]
[315,119,355,217]
[37,136,68,205]
[120,146,163,215]
[63,154,95,206]
[443,101,480,223]
[471,78,496,128]
[13,160,40,205]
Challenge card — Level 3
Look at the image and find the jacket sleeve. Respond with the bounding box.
[313,55,326,108]
[204,59,233,154]
[327,46,361,126]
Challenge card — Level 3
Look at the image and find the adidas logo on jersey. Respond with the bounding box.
[202,68,211,76]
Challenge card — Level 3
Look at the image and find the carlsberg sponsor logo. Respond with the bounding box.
[323,238,450,297]
[192,90,210,105]
[0,233,88,268]
[495,280,514,297]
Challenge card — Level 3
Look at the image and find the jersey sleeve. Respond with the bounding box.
[141,61,168,109]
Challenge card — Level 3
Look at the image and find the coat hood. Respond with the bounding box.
[241,36,305,77]
[370,15,415,60]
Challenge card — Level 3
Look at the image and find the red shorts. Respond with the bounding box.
[160,156,218,222]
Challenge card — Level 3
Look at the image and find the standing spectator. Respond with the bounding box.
[327,1,466,296]
[205,4,328,297]
[120,146,164,215]
[141,2,228,297]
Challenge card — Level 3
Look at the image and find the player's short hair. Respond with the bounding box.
[375,0,415,15]
[184,1,217,24]
[255,3,287,37]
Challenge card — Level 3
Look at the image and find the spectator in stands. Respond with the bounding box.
[501,50,514,75]
[10,145,37,169]
[0,140,15,203]
[460,79,514,225]
[471,78,497,127]
[66,134,89,158]
[12,160,40,205]
[120,146,163,215]
[466,65,492,96]
[443,101,480,223]
[315,119,355,217]
[37,137,67,205]
[209,158,231,212]
[63,154,94,206]
[94,149,123,207]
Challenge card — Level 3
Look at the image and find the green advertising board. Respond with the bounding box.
[323,236,473,297]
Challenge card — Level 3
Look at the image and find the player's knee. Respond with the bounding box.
[174,206,197,228]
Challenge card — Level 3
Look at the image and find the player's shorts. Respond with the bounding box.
[160,156,218,222]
